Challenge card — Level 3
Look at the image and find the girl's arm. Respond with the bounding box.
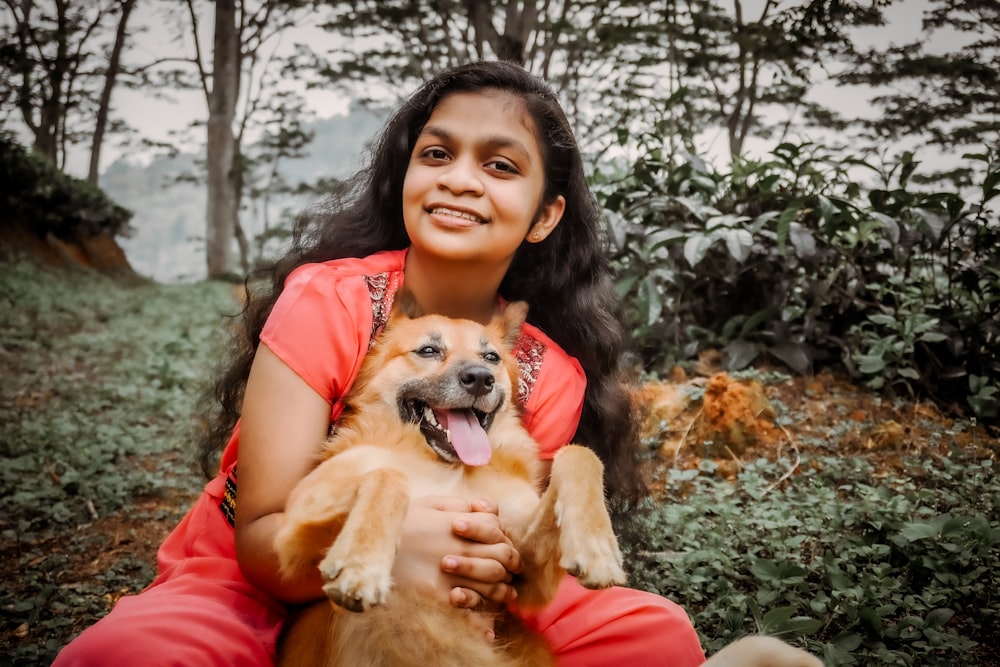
[234,343,332,603]
[234,343,521,606]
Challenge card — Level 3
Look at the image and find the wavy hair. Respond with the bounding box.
[196,61,646,510]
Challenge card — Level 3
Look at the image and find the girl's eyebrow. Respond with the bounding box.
[420,125,533,165]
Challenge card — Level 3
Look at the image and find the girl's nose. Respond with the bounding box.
[437,155,484,195]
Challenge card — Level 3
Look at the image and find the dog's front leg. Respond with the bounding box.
[512,445,627,609]
[318,467,410,612]
[276,462,410,612]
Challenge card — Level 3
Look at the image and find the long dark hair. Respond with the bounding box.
[197,61,646,509]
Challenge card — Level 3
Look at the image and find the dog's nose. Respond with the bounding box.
[459,365,495,396]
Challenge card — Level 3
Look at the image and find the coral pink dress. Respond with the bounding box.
[54,250,706,667]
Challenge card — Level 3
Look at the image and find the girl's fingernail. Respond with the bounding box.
[443,557,457,570]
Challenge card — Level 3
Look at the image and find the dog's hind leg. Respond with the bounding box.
[512,445,627,609]
[275,461,410,612]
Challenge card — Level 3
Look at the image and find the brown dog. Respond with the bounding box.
[272,293,823,667]
[273,293,626,666]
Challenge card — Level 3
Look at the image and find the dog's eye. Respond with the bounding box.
[483,351,501,364]
[416,345,441,358]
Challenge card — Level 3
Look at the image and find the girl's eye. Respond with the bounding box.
[416,345,441,357]
[420,148,450,161]
[483,351,501,364]
[487,160,518,174]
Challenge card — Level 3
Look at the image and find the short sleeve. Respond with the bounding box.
[518,327,586,459]
[259,263,372,404]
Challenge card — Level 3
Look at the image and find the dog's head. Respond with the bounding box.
[352,289,528,467]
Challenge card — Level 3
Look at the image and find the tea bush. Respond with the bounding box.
[0,134,132,240]
[624,454,1000,665]
[595,142,1000,422]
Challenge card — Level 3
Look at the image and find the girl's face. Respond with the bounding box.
[401,91,564,270]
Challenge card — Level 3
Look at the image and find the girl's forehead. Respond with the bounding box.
[425,90,540,143]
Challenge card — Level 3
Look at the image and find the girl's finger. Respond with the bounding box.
[446,572,517,607]
[452,512,506,546]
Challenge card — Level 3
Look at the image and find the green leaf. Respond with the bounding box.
[924,608,955,628]
[775,205,800,253]
[723,228,754,263]
[683,234,713,268]
[639,275,663,326]
[788,223,817,258]
[899,522,938,542]
[856,354,887,374]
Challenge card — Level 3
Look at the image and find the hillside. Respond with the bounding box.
[101,107,383,282]
[2,261,997,665]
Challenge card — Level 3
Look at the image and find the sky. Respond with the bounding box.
[58,0,959,177]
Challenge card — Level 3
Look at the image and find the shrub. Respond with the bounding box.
[595,140,1000,422]
[0,133,133,240]
[624,454,1000,665]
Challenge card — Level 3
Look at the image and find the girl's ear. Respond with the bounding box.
[526,195,566,243]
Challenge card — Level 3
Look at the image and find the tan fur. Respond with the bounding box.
[273,298,626,666]
[703,635,825,667]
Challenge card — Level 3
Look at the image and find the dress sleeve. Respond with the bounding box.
[259,263,371,405]
[519,334,587,460]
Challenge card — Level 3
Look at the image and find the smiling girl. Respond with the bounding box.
[54,61,706,667]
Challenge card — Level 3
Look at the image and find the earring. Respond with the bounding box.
[531,231,543,241]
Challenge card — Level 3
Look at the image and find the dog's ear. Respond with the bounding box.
[391,287,424,320]
[500,301,528,349]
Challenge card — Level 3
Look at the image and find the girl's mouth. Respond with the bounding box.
[429,207,487,224]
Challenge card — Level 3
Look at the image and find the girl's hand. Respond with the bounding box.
[394,496,523,613]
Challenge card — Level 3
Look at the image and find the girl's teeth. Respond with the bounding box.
[432,208,482,223]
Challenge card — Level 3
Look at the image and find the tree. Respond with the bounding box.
[148,0,324,278]
[655,0,886,158]
[88,0,135,184]
[292,0,884,160]
[298,1,685,147]
[203,0,240,279]
[839,0,1000,161]
[0,0,136,173]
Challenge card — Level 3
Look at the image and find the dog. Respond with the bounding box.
[273,292,625,666]
[272,291,823,667]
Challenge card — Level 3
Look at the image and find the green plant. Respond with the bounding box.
[596,140,1000,424]
[0,261,238,664]
[623,454,1000,665]
[0,133,133,240]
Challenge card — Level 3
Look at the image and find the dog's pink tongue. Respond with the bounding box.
[439,409,491,466]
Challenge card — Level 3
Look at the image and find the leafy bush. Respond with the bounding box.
[0,133,133,240]
[595,141,1000,421]
[624,454,1000,665]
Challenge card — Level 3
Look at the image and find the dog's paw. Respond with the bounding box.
[318,556,392,612]
[560,541,627,589]
[558,518,627,588]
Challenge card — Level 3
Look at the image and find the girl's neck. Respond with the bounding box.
[403,251,507,324]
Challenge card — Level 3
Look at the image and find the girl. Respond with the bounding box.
[54,61,706,666]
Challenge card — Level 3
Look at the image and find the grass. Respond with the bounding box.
[1,261,237,665]
[1,260,998,666]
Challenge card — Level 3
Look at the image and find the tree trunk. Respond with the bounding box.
[88,0,135,184]
[205,0,240,278]
[32,0,69,163]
